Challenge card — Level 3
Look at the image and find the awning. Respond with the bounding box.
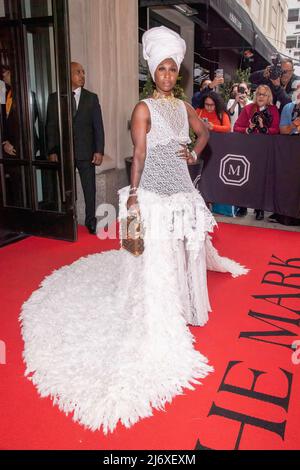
[209,0,254,46]
[209,0,276,62]
[139,0,277,63]
[253,24,277,63]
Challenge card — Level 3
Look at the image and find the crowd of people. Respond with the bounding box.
[192,57,300,223]
[193,57,300,137]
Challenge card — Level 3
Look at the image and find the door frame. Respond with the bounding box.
[0,0,77,242]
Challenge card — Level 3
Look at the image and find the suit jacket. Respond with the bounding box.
[46,88,105,160]
[2,86,21,156]
[2,89,41,157]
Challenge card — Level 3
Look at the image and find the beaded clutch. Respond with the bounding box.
[121,215,144,256]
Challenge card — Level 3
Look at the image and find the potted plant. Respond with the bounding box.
[219,67,252,103]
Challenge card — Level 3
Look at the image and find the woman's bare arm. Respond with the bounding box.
[185,102,209,157]
[127,102,150,209]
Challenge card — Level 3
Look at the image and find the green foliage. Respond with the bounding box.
[173,77,187,101]
[139,75,155,100]
[219,67,252,103]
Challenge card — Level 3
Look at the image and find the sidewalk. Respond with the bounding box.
[213,208,300,232]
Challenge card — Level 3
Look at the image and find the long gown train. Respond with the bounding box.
[20,97,248,433]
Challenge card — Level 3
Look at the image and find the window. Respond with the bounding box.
[288,9,299,22]
[286,36,297,48]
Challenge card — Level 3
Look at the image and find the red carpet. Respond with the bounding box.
[0,223,299,450]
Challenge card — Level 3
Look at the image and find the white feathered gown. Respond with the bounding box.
[20,98,248,434]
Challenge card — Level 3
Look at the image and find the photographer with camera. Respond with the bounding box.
[234,85,280,221]
[234,85,280,135]
[280,58,300,97]
[280,82,300,135]
[227,82,252,131]
[226,82,253,217]
[192,69,224,109]
[250,56,297,114]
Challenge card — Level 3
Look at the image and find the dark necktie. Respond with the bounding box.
[72,91,77,117]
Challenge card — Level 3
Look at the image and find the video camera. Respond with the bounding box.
[269,54,283,81]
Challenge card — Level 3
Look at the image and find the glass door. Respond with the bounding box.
[0,0,76,242]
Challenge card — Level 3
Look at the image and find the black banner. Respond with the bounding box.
[0,450,299,465]
[196,133,300,218]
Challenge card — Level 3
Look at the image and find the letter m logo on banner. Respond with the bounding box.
[219,154,250,186]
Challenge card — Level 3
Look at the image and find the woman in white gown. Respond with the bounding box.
[20,26,248,434]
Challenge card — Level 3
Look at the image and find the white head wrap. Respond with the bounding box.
[142,26,186,81]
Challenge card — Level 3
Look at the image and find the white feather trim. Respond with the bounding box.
[20,188,247,433]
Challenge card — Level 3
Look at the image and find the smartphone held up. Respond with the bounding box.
[215,68,224,79]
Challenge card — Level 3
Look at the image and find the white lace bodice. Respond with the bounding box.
[139,98,194,195]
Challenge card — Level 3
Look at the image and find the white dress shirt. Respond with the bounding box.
[227,98,252,131]
[73,87,82,110]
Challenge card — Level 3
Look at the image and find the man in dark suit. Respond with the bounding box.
[46,62,105,234]
[1,65,19,158]
[2,64,41,158]
[1,64,24,206]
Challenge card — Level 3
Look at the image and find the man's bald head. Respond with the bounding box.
[71,62,85,90]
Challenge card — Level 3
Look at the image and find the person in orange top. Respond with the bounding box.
[195,91,231,133]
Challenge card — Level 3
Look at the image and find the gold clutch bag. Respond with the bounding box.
[121,215,144,256]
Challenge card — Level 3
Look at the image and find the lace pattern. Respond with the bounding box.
[143,98,191,149]
[140,98,193,196]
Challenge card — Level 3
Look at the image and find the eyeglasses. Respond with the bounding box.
[282,69,293,75]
